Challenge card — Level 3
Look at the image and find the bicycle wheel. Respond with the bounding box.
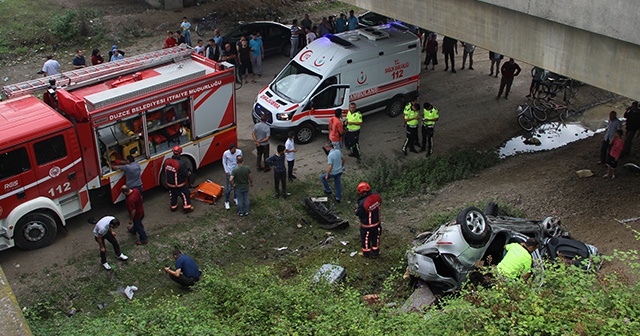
[532,106,547,122]
[532,98,551,112]
[196,21,209,37]
[518,115,534,131]
[535,84,551,99]
[558,108,575,121]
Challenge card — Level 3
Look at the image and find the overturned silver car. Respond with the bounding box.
[406,203,599,292]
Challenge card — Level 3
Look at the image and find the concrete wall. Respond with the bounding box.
[0,266,31,335]
[343,0,640,101]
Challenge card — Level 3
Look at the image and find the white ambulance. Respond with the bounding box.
[252,23,421,143]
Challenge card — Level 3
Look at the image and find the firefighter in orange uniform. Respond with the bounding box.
[355,182,382,258]
[163,146,194,213]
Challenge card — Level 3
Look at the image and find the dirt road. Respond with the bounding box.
[1,0,638,302]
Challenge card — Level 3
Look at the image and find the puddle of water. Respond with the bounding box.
[499,121,605,158]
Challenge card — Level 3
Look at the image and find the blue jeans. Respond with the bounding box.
[184,30,191,46]
[320,172,342,200]
[131,218,148,242]
[236,187,250,214]
[225,173,235,203]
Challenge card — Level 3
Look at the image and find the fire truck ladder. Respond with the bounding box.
[2,45,194,99]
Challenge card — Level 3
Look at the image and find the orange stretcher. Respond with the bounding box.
[190,180,223,204]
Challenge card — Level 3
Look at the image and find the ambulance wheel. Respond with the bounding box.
[14,212,58,250]
[386,96,405,117]
[295,122,316,144]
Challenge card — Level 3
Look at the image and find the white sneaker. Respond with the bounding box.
[118,253,128,261]
[224,202,230,210]
[233,198,238,205]
[102,262,112,270]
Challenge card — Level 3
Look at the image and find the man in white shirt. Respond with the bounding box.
[42,55,61,76]
[93,216,128,270]
[222,143,243,210]
[285,131,297,182]
[305,27,316,45]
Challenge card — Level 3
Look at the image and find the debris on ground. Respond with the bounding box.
[312,264,346,284]
[349,251,358,257]
[303,197,349,230]
[124,286,138,300]
[615,216,640,224]
[576,169,594,177]
[362,294,380,305]
[524,137,541,145]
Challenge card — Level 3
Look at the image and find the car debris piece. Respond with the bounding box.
[313,264,346,284]
[275,247,288,251]
[614,216,640,224]
[302,197,349,230]
[362,294,380,305]
[350,251,358,257]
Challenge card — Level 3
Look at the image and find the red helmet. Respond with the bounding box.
[172,146,182,155]
[357,182,371,194]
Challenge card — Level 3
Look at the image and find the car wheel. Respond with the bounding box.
[542,217,562,237]
[385,96,405,117]
[484,202,499,216]
[14,212,58,250]
[295,122,316,144]
[456,207,491,247]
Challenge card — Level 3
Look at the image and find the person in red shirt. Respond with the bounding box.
[328,108,344,150]
[164,31,177,49]
[605,129,624,180]
[121,185,148,245]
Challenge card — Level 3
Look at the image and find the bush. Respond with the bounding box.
[50,9,103,43]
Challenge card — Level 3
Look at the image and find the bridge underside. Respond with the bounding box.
[344,0,640,101]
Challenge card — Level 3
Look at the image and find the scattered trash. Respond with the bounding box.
[614,216,640,224]
[275,247,288,251]
[124,286,138,300]
[97,303,107,310]
[239,244,246,250]
[340,240,349,245]
[320,236,335,246]
[67,307,77,316]
[14,264,19,268]
[350,251,358,257]
[576,169,594,178]
[313,264,346,284]
[311,197,328,202]
[523,137,541,145]
[4,77,9,82]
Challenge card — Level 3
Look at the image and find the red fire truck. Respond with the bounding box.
[0,46,237,251]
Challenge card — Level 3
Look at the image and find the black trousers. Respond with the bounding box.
[169,273,199,287]
[600,140,611,164]
[444,51,455,69]
[402,126,418,152]
[274,171,287,195]
[622,129,638,156]
[360,224,381,257]
[169,185,192,210]
[498,77,514,98]
[256,145,270,169]
[287,160,295,179]
[344,130,361,158]
[421,126,435,155]
[95,231,122,264]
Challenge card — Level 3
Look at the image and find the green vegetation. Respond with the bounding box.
[20,150,640,334]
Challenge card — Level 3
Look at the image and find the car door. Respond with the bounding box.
[0,146,34,218]
[32,132,79,201]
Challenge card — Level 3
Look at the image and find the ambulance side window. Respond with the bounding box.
[311,76,339,109]
[0,147,30,180]
[34,135,67,166]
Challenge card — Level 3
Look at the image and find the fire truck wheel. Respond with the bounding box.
[14,212,58,250]
[180,155,195,175]
[295,122,316,144]
[385,96,405,117]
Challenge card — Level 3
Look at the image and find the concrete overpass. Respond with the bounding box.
[343,0,640,101]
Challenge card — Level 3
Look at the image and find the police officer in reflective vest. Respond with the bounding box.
[402,102,420,155]
[355,182,382,258]
[420,102,439,157]
[344,102,362,161]
[163,146,194,213]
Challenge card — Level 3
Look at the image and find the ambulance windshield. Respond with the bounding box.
[271,61,321,103]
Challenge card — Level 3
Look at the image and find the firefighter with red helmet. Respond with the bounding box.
[163,146,194,213]
[355,182,382,257]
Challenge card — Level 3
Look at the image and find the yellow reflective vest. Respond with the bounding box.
[404,104,419,127]
[346,110,362,131]
[422,107,439,126]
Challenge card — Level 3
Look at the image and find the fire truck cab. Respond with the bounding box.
[0,46,237,251]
